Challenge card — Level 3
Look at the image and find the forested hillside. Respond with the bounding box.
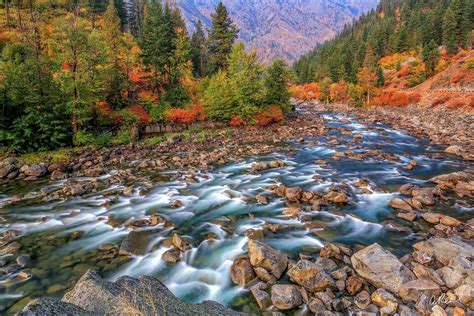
[294,0,474,83]
[0,1,292,154]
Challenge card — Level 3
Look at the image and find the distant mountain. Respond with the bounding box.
[172,0,380,62]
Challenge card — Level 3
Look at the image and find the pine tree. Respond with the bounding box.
[422,39,440,77]
[191,20,207,77]
[443,7,458,54]
[376,65,385,87]
[450,0,469,49]
[207,2,239,74]
[264,59,291,111]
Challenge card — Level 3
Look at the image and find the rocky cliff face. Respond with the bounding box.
[175,0,379,62]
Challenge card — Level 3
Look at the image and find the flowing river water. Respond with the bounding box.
[0,111,472,313]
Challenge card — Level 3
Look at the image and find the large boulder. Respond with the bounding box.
[351,243,415,294]
[21,270,241,315]
[230,257,256,286]
[20,164,47,177]
[248,240,288,279]
[389,198,413,211]
[270,284,302,310]
[429,172,474,188]
[119,231,152,256]
[412,237,474,266]
[287,260,334,292]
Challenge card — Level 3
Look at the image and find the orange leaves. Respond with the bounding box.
[164,105,206,125]
[289,83,321,100]
[329,81,348,103]
[374,90,421,107]
[138,90,158,102]
[129,105,152,124]
[61,62,71,72]
[229,116,244,127]
[254,105,284,127]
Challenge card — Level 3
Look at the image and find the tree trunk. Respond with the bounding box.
[5,0,11,27]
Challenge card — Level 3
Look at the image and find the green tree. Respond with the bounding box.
[207,2,239,73]
[52,13,109,140]
[203,71,235,120]
[0,43,70,152]
[376,65,385,87]
[443,7,458,54]
[263,59,291,112]
[422,39,440,77]
[191,20,207,77]
[319,77,333,103]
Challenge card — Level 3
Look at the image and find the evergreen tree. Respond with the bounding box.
[422,39,440,77]
[443,7,458,54]
[103,0,128,108]
[376,65,385,87]
[450,0,469,48]
[207,2,239,73]
[263,59,291,111]
[191,20,207,77]
[396,27,409,52]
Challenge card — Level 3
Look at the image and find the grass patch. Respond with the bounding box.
[19,148,76,164]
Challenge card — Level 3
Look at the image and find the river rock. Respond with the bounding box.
[22,270,242,315]
[285,187,302,202]
[308,297,327,313]
[323,191,349,203]
[271,284,302,310]
[429,172,474,188]
[161,249,181,264]
[172,233,190,252]
[119,231,151,256]
[412,237,474,266]
[399,279,441,303]
[287,260,334,292]
[250,283,271,309]
[20,164,47,177]
[354,290,371,309]
[444,145,463,156]
[389,198,413,211]
[346,276,363,295]
[351,243,415,294]
[248,240,288,279]
[370,288,398,311]
[454,284,474,309]
[230,257,256,286]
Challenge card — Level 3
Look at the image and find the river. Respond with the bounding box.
[0,111,472,313]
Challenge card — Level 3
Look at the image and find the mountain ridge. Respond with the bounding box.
[172,0,379,62]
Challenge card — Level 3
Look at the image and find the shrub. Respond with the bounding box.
[74,130,112,147]
[165,108,196,125]
[254,105,284,127]
[230,116,244,127]
[374,90,421,107]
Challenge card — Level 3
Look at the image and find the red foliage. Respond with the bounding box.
[229,116,244,127]
[97,101,111,115]
[374,90,421,107]
[165,108,197,125]
[129,105,152,124]
[62,62,71,72]
[451,73,464,83]
[254,106,284,127]
[191,105,206,122]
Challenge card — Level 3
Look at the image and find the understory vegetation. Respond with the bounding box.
[0,0,292,154]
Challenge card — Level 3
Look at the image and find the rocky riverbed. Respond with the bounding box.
[0,103,473,315]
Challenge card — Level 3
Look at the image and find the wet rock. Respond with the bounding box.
[397,212,416,222]
[371,288,398,311]
[248,283,270,310]
[161,249,181,264]
[444,145,463,156]
[23,270,242,315]
[399,279,441,303]
[323,191,349,203]
[119,231,151,256]
[255,195,269,205]
[320,243,342,260]
[245,229,264,240]
[389,198,413,212]
[353,179,369,187]
[285,187,302,202]
[0,242,20,256]
[287,260,334,292]
[271,284,302,310]
[422,213,443,224]
[172,233,190,252]
[429,172,474,188]
[84,167,104,177]
[51,170,67,180]
[20,164,47,177]
[248,240,288,279]
[230,257,256,286]
[254,267,276,284]
[315,257,338,273]
[351,243,415,294]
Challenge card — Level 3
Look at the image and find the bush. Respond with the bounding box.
[229,116,244,127]
[254,105,284,127]
[373,90,421,107]
[74,130,112,147]
[111,129,131,145]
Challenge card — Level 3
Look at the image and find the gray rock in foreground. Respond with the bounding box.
[20,270,242,316]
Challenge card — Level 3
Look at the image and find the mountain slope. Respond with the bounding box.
[173,0,379,62]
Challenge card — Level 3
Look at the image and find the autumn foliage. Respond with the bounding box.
[373,90,421,107]
[254,105,284,127]
[289,83,321,100]
[164,105,206,125]
[229,116,244,127]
